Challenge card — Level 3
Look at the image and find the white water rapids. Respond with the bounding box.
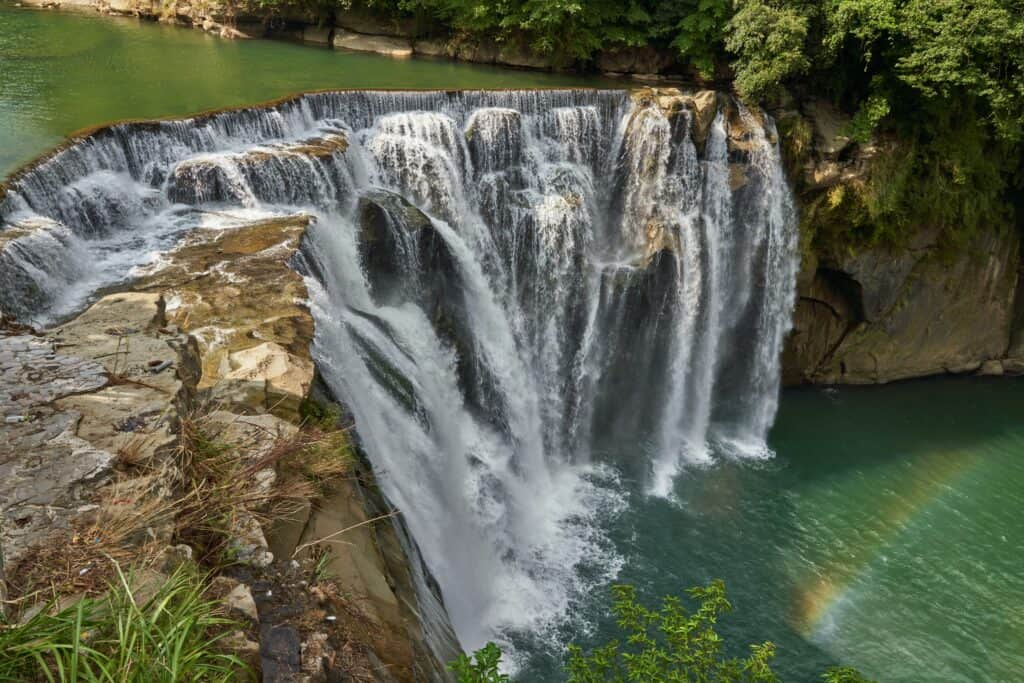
[0,90,798,656]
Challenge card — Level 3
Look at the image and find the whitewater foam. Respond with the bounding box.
[0,89,798,657]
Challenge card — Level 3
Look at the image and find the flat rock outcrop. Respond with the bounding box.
[1,293,181,566]
[0,213,458,680]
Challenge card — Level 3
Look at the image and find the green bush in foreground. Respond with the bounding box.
[0,564,246,683]
[451,580,875,683]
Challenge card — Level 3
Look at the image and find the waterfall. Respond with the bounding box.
[0,89,799,654]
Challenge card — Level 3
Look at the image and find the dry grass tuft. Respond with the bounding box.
[173,404,355,566]
[6,476,175,609]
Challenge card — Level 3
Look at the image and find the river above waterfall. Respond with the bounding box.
[0,3,609,178]
[1,8,1022,683]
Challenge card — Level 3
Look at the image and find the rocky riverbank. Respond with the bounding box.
[14,0,699,81]
[633,87,1024,386]
[775,100,1024,385]
[0,213,459,680]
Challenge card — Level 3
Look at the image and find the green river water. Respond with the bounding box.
[518,377,1024,682]
[0,3,607,178]
[2,5,1022,681]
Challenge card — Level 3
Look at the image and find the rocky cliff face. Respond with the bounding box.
[0,214,458,681]
[784,227,1020,384]
[779,101,1024,385]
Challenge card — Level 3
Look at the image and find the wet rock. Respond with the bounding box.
[1001,357,1024,375]
[495,39,553,69]
[465,108,524,173]
[166,134,347,206]
[412,38,449,58]
[357,188,452,304]
[333,29,412,58]
[218,25,250,40]
[449,37,498,64]
[0,217,81,323]
[978,359,1005,376]
[631,88,724,158]
[302,25,332,45]
[688,90,720,154]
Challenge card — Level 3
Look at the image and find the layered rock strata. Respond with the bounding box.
[0,215,457,681]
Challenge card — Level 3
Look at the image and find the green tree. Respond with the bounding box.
[565,580,780,682]
[642,0,730,78]
[451,581,875,683]
[449,641,511,683]
[725,0,810,101]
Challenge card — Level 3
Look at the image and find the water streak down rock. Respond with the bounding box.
[0,89,799,653]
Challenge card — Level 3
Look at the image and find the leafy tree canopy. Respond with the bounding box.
[450,581,876,683]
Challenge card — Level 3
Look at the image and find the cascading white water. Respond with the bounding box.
[0,89,798,656]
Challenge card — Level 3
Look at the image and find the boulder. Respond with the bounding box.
[357,188,448,303]
[219,341,314,416]
[803,99,853,158]
[412,38,450,58]
[332,29,412,58]
[302,25,333,45]
[335,7,420,38]
[211,576,260,623]
[496,40,553,69]
[228,513,274,567]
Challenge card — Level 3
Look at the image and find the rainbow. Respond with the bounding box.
[790,446,980,637]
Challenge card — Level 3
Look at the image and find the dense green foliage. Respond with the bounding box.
[451,581,874,682]
[726,0,1024,248]
[449,642,511,682]
[0,565,245,682]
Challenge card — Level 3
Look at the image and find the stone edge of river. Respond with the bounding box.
[0,210,459,681]
[11,0,712,85]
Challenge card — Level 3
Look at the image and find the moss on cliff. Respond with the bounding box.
[790,109,1016,265]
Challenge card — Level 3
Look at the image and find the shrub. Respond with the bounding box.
[451,581,875,683]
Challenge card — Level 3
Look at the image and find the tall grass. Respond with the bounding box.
[0,563,248,682]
